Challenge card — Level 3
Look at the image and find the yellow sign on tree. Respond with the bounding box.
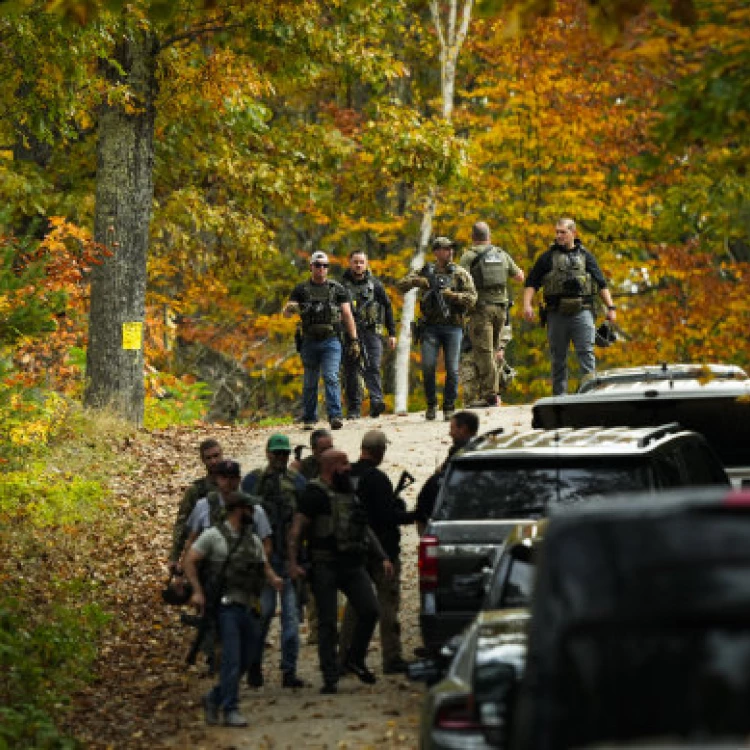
[122,322,143,351]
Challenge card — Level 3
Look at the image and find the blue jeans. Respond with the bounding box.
[420,324,463,408]
[301,336,343,422]
[547,308,595,395]
[252,556,300,675]
[210,604,260,712]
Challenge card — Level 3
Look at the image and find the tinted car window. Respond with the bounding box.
[434,458,652,521]
[486,555,535,610]
[679,440,730,485]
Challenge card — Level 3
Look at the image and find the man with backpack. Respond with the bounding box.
[459,222,524,407]
[241,433,308,689]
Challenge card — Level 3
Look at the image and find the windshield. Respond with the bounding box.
[434,458,651,521]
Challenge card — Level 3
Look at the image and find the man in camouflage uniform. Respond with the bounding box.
[459,222,524,407]
[340,251,396,419]
[396,236,477,421]
[169,438,223,571]
[241,434,307,689]
[184,492,283,727]
[284,251,360,430]
[523,218,617,395]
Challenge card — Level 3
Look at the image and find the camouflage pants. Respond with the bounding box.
[339,558,402,670]
[466,304,510,400]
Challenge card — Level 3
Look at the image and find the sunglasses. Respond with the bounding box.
[313,262,329,268]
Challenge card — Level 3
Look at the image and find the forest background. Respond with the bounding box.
[1,0,749,747]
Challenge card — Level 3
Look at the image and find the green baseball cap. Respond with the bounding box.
[267,433,291,452]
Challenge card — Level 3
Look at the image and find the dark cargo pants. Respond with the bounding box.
[343,327,384,415]
[311,561,380,685]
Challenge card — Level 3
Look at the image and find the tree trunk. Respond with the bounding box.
[84,31,158,425]
[394,191,435,414]
[393,0,473,415]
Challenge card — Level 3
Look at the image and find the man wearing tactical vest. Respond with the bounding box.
[283,251,360,431]
[340,251,396,419]
[241,433,308,689]
[396,236,477,421]
[169,438,223,572]
[184,492,284,728]
[459,222,525,407]
[288,448,393,694]
[523,218,617,395]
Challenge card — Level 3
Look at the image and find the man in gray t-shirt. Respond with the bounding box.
[185,492,282,727]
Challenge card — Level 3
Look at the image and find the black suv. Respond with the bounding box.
[515,486,750,750]
[418,423,730,652]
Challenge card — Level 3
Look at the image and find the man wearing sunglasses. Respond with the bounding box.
[284,251,359,430]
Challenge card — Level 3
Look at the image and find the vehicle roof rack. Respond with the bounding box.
[637,422,682,448]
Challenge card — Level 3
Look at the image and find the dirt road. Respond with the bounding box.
[168,405,533,750]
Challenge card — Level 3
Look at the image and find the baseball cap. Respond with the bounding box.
[214,459,241,477]
[361,429,389,451]
[267,433,292,452]
[310,251,329,265]
[432,236,455,249]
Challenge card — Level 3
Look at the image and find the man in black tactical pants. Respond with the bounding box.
[340,251,396,419]
[288,448,392,694]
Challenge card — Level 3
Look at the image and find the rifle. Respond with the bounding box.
[422,266,451,322]
[393,469,417,521]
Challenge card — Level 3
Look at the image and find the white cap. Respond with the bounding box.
[310,251,329,265]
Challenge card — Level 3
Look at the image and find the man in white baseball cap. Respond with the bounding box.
[284,252,359,431]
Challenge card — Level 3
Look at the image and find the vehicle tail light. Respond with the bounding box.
[418,534,439,591]
[434,693,482,730]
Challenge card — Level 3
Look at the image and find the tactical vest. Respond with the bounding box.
[299,281,342,339]
[343,275,383,329]
[308,479,369,562]
[419,263,464,326]
[469,245,509,291]
[203,524,266,600]
[542,249,595,300]
[248,468,297,556]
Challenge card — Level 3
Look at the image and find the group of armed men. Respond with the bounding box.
[283,217,618,428]
[166,216,620,726]
[169,413,479,726]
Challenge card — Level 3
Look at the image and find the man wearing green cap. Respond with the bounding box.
[241,434,308,689]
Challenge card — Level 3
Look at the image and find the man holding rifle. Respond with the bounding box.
[397,236,476,421]
[183,492,283,728]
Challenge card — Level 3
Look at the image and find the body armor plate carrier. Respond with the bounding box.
[300,281,342,339]
[344,276,383,329]
[308,478,369,562]
[542,249,595,313]
[470,246,509,290]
